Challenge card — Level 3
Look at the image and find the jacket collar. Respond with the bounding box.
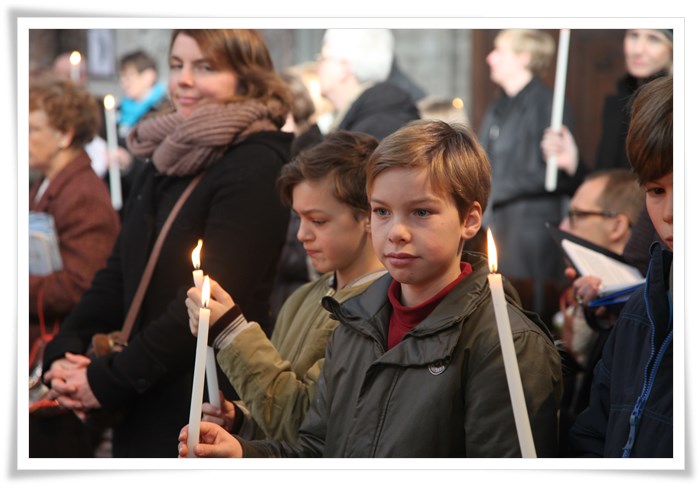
[29,150,92,211]
[322,253,504,367]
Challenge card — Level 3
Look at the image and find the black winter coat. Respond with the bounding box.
[336,81,419,141]
[42,131,293,457]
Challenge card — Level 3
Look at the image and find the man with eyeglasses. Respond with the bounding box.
[555,168,645,455]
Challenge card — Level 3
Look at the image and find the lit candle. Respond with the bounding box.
[103,95,122,210]
[191,239,204,289]
[187,276,210,457]
[545,28,571,193]
[190,239,220,409]
[486,229,537,458]
[69,51,81,83]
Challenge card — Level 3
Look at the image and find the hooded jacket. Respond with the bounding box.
[569,242,673,457]
[240,252,563,457]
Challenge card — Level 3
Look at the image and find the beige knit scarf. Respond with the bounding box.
[127,100,278,176]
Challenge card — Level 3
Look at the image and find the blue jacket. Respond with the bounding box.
[569,242,673,457]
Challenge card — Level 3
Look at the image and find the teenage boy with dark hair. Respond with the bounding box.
[184,131,386,443]
[568,75,673,458]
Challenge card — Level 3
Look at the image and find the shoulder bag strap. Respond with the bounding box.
[118,172,204,343]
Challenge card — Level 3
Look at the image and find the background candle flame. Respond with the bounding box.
[103,94,115,110]
[202,276,210,308]
[191,239,203,269]
[69,50,81,66]
[487,228,498,273]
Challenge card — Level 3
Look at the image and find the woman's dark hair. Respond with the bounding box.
[626,75,673,184]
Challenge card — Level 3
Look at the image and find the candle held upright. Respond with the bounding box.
[486,229,537,458]
[103,94,123,210]
[190,239,220,409]
[187,276,210,457]
[69,51,81,83]
[545,28,571,193]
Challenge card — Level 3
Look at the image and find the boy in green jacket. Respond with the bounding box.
[184,131,386,443]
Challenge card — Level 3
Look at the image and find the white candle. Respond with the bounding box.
[486,229,537,458]
[103,95,122,210]
[190,239,220,409]
[69,51,81,83]
[205,349,221,408]
[187,276,210,457]
[545,28,571,193]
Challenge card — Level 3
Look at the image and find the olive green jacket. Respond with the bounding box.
[217,270,385,442]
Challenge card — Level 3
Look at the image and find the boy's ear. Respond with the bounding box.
[362,213,372,234]
[461,202,483,241]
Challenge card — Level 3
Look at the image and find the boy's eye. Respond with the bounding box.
[169,63,182,71]
[372,208,389,217]
[645,187,665,196]
[312,220,327,226]
[414,208,431,217]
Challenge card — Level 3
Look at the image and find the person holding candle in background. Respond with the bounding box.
[183,131,386,444]
[28,75,121,457]
[179,120,562,458]
[105,50,171,218]
[568,75,673,458]
[541,28,672,275]
[41,29,293,458]
[479,29,585,326]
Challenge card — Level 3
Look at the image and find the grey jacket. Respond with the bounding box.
[240,253,563,457]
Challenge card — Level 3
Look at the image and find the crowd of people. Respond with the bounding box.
[27,28,674,460]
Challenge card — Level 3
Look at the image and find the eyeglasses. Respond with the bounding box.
[567,208,618,227]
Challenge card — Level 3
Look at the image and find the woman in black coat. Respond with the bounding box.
[41,29,293,458]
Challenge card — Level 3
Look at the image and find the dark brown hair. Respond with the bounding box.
[170,29,291,127]
[120,49,158,74]
[29,75,100,149]
[367,120,492,220]
[626,75,673,184]
[278,130,379,219]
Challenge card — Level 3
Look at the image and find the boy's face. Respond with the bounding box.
[644,172,673,250]
[293,176,371,283]
[369,167,481,306]
[120,64,157,101]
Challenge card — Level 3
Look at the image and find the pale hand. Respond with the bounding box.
[178,421,243,458]
[185,278,235,337]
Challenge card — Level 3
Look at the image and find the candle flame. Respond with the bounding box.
[487,228,498,273]
[202,276,210,308]
[69,51,81,66]
[191,239,203,269]
[452,97,464,110]
[103,94,115,110]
